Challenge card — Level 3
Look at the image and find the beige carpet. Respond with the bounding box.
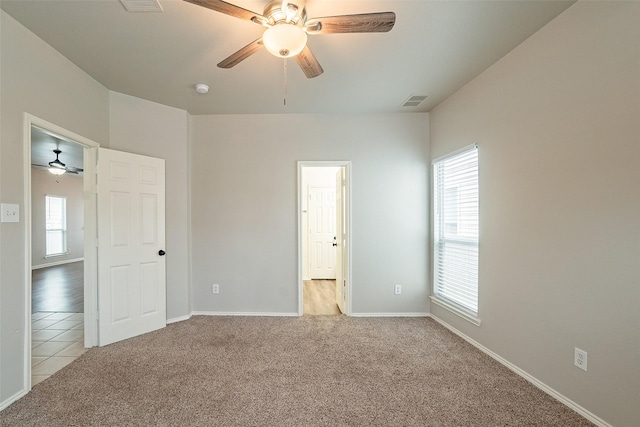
[1,316,592,426]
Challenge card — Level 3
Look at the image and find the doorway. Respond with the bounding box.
[24,115,99,390]
[298,162,351,316]
[30,128,86,384]
[23,115,167,391]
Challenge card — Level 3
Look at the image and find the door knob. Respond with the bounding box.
[332,243,337,247]
[158,250,166,256]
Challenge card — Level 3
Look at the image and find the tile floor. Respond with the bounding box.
[31,312,86,386]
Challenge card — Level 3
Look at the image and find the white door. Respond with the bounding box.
[309,186,336,279]
[97,148,166,346]
[335,169,347,313]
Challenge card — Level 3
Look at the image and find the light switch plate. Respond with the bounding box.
[1,203,20,223]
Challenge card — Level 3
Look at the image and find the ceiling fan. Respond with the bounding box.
[32,149,84,175]
[184,0,396,78]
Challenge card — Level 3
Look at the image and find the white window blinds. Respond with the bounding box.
[433,145,479,314]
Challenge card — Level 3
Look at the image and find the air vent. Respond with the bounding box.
[120,0,163,12]
[402,94,428,108]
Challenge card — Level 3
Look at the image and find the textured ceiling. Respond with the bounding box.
[2,0,574,115]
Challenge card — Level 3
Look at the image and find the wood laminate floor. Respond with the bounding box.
[304,280,341,315]
[32,261,84,313]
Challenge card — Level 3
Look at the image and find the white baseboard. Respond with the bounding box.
[427,314,612,427]
[350,312,429,317]
[32,257,84,270]
[191,311,300,317]
[0,388,28,412]
[187,311,428,318]
[167,314,191,324]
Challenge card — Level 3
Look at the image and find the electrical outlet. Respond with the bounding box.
[212,284,219,294]
[574,348,587,371]
[394,284,402,295]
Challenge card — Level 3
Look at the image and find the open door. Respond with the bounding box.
[335,168,347,313]
[97,148,166,346]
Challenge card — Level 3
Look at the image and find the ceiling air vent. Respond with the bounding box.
[120,0,163,12]
[402,94,428,108]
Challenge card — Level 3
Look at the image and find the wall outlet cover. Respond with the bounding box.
[574,347,588,371]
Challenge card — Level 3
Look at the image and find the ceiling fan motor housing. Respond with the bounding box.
[264,0,307,25]
[49,149,66,169]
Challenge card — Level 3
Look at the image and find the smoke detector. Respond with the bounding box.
[195,84,209,94]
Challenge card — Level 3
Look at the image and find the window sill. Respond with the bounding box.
[430,296,481,326]
[45,252,69,258]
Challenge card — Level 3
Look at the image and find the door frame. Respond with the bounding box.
[23,113,99,390]
[297,161,352,316]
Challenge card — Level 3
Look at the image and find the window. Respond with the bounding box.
[433,145,479,318]
[45,195,67,256]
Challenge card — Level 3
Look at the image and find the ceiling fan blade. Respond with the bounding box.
[295,45,323,78]
[305,12,395,34]
[183,0,264,24]
[31,163,80,174]
[217,38,264,69]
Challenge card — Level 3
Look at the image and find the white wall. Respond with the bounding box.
[190,113,429,315]
[31,169,84,267]
[429,2,640,426]
[0,11,110,406]
[109,91,190,321]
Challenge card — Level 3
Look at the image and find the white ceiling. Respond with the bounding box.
[2,0,574,115]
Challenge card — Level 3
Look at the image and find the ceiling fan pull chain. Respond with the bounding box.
[283,58,288,106]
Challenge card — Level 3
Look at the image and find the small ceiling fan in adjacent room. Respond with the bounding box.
[184,0,396,78]
[32,149,84,176]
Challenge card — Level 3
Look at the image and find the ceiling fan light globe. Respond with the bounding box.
[48,167,66,175]
[263,24,307,58]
